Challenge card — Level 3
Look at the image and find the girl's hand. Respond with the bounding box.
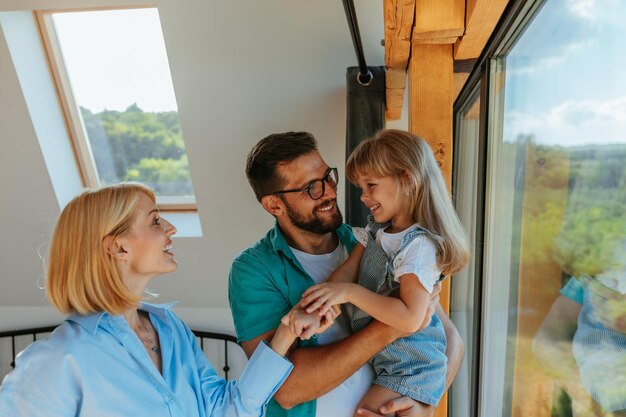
[316,305,341,334]
[282,307,322,340]
[300,283,354,315]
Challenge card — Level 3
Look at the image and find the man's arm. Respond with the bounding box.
[437,302,464,389]
[241,319,399,409]
[532,296,590,403]
[242,285,443,410]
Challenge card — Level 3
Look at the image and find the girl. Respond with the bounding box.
[298,130,470,416]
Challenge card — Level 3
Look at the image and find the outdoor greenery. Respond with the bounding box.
[80,104,193,196]
[510,138,626,285]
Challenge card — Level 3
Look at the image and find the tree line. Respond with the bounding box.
[81,104,192,196]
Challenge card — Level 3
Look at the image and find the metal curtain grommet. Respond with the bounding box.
[356,70,374,87]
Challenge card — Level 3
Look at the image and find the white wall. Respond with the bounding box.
[0,0,404,331]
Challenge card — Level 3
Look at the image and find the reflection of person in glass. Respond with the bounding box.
[0,183,308,417]
[534,229,626,415]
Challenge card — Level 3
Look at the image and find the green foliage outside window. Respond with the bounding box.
[80,104,193,196]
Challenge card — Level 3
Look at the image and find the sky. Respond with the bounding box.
[50,2,626,147]
[53,8,178,113]
[501,0,626,147]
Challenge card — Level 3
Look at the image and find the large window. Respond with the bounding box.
[453,1,626,416]
[37,7,195,210]
[450,84,482,417]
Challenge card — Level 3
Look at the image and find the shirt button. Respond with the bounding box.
[166,396,174,404]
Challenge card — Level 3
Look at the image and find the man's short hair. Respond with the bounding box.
[245,131,319,202]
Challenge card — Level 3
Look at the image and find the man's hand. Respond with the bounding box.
[419,282,441,331]
[356,396,434,417]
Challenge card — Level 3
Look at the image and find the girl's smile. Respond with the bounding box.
[356,174,413,232]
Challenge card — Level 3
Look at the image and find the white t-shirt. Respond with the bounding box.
[353,224,441,293]
[291,243,374,417]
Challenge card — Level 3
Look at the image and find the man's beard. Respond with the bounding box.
[284,199,343,235]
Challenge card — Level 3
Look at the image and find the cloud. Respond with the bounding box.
[504,97,626,146]
[565,0,621,23]
[566,0,599,22]
[508,40,596,75]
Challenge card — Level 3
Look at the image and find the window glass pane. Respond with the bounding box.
[52,8,194,197]
[451,86,481,417]
[483,1,626,417]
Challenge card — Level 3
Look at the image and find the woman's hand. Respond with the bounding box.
[316,305,341,334]
[281,307,323,340]
[300,282,355,315]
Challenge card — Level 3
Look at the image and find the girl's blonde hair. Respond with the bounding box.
[47,183,156,315]
[346,129,470,275]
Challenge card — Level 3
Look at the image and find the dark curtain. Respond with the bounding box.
[345,65,386,227]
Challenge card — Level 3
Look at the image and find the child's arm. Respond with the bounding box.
[301,273,430,334]
[326,243,365,283]
[297,244,364,323]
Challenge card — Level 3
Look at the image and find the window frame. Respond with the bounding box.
[451,0,551,416]
[34,6,196,212]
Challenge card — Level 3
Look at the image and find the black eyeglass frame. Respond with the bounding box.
[268,167,338,200]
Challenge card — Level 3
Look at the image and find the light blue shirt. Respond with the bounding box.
[0,302,293,417]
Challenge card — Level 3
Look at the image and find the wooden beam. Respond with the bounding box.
[453,73,470,101]
[386,88,405,120]
[409,44,454,187]
[384,0,415,121]
[413,0,465,41]
[452,58,477,100]
[384,0,414,67]
[385,68,406,120]
[454,0,509,59]
[413,36,460,45]
[408,43,454,417]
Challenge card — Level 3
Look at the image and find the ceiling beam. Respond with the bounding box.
[454,0,509,59]
[383,0,415,120]
[413,0,465,41]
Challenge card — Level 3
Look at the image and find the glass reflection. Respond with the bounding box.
[483,0,626,416]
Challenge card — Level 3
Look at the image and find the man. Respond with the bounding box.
[229,132,464,417]
[533,278,626,416]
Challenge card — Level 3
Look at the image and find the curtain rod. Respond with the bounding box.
[342,0,373,85]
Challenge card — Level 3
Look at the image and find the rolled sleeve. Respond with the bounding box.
[393,236,441,293]
[236,341,294,405]
[560,277,584,305]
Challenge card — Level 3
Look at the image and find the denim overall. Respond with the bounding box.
[350,218,447,405]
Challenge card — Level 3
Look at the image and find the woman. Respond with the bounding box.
[0,183,315,417]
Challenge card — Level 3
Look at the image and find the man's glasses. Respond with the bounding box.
[270,168,338,200]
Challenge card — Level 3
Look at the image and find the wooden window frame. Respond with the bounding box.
[34,6,196,212]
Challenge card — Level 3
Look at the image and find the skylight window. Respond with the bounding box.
[36,7,195,210]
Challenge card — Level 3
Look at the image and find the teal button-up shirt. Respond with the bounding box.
[228,222,357,417]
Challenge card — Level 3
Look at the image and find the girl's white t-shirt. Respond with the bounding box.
[353,224,441,293]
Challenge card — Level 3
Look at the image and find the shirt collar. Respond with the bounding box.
[269,221,356,257]
[66,301,177,334]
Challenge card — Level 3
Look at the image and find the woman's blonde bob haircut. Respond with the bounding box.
[47,183,156,315]
[346,129,470,275]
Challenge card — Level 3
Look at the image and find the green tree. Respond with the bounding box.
[80,104,193,196]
